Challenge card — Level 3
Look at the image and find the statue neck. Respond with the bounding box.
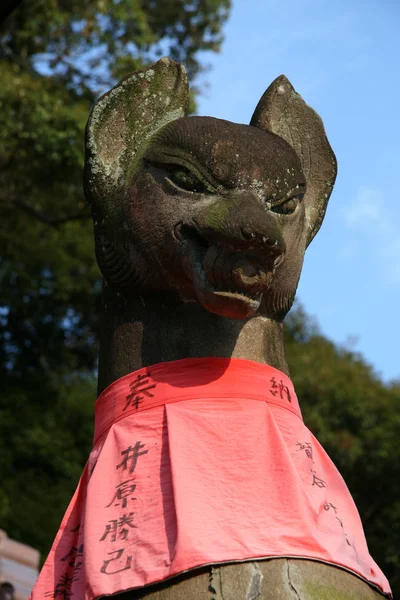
[97,285,289,395]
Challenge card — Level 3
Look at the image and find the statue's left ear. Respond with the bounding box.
[250,75,337,246]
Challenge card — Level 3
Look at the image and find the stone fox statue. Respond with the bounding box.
[30,59,391,600]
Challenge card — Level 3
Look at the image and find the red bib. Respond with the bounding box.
[31,358,391,599]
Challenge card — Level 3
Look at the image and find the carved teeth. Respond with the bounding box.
[213,285,262,300]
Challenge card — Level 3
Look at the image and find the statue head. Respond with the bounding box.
[84,58,336,320]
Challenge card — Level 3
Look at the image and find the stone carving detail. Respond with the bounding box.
[85,58,336,320]
[84,59,388,600]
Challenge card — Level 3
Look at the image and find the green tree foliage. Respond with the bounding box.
[2,0,229,91]
[0,0,230,560]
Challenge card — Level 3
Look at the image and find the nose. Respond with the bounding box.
[193,192,286,258]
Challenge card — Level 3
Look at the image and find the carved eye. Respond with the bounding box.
[167,167,209,194]
[270,193,304,215]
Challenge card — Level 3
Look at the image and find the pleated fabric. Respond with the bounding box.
[30,357,391,599]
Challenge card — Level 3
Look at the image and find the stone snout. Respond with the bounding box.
[178,192,286,319]
[190,192,285,260]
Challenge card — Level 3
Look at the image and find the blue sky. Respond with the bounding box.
[197,0,400,383]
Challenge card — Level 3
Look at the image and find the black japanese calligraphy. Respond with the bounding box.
[335,515,353,548]
[100,513,137,542]
[60,544,84,568]
[269,377,291,402]
[123,373,156,411]
[99,441,148,576]
[100,549,132,575]
[45,543,85,598]
[116,441,148,474]
[106,478,137,509]
[45,574,74,598]
[312,472,326,488]
[296,440,327,489]
[324,502,337,513]
[296,441,313,460]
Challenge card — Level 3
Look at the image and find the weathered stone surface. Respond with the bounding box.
[250,75,337,246]
[86,59,387,599]
[84,58,336,321]
[108,559,384,599]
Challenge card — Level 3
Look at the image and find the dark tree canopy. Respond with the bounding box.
[0,0,24,25]
[1,2,399,596]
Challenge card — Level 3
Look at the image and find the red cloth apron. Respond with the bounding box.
[31,358,391,599]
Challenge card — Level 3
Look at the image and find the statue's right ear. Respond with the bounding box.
[84,58,189,291]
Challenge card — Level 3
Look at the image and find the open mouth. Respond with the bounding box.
[176,222,276,318]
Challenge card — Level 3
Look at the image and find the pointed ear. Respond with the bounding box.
[250,75,337,245]
[85,57,189,217]
[84,58,189,291]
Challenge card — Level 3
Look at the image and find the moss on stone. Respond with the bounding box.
[303,580,382,600]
